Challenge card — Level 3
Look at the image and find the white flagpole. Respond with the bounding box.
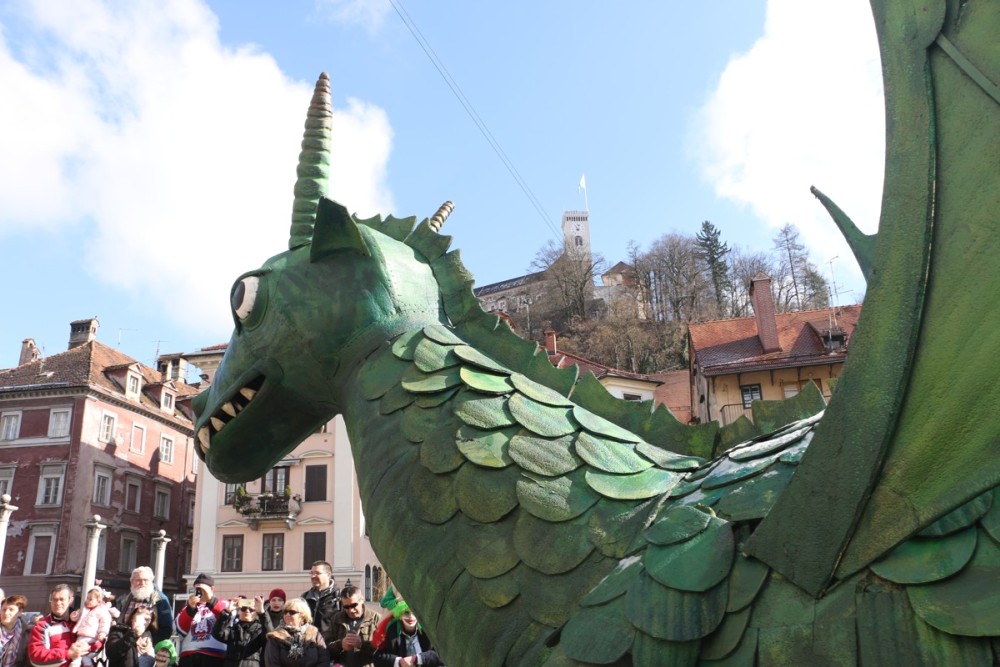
[579,174,589,211]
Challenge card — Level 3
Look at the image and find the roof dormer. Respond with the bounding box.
[106,363,144,401]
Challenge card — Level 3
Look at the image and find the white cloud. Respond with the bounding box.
[0,0,394,339]
[315,0,392,33]
[695,0,884,300]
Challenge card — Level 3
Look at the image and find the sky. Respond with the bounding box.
[0,0,884,375]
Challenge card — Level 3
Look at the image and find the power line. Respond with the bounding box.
[388,0,563,240]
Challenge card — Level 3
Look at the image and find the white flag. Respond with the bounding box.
[579,174,587,191]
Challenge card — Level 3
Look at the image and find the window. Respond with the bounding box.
[622,393,642,402]
[161,392,174,411]
[99,413,117,443]
[120,534,139,571]
[262,533,283,571]
[0,412,20,441]
[96,531,107,570]
[224,483,240,505]
[0,467,14,497]
[130,425,146,453]
[154,487,170,519]
[48,408,71,438]
[222,535,243,572]
[740,384,762,409]
[302,532,326,569]
[93,467,112,506]
[159,436,174,464]
[261,466,290,494]
[188,493,196,526]
[24,524,58,575]
[36,464,66,506]
[127,374,141,396]
[365,564,372,601]
[125,479,141,512]
[304,465,327,502]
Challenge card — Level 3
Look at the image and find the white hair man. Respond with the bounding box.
[115,566,174,644]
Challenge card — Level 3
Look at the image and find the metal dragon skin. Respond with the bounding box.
[193,1,1000,663]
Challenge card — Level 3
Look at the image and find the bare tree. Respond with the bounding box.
[530,239,606,329]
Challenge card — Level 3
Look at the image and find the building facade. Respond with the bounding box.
[183,347,384,606]
[688,275,862,426]
[0,319,199,608]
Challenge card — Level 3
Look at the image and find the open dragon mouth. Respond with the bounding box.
[197,375,265,454]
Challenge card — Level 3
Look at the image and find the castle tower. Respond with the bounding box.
[561,210,592,262]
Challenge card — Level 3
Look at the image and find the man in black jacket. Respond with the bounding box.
[301,560,339,644]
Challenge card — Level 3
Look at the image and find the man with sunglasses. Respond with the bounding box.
[327,587,379,667]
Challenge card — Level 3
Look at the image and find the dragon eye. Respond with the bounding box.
[232,276,260,322]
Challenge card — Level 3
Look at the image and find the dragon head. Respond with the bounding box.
[192,73,450,482]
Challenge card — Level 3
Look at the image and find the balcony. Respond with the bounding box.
[232,491,302,530]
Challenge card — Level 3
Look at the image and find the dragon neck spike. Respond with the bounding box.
[428,201,455,232]
[289,72,334,250]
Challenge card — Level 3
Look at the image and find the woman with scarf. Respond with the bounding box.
[0,595,31,667]
[212,596,273,667]
[263,599,325,667]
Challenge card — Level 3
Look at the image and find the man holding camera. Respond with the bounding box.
[175,574,227,667]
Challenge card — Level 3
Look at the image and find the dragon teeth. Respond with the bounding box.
[198,428,210,452]
[240,387,257,401]
[211,416,226,432]
[221,402,237,417]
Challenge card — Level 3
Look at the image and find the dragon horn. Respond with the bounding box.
[428,201,455,232]
[289,72,333,249]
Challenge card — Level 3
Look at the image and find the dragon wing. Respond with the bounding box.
[353,323,822,665]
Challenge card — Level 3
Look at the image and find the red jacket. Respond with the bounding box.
[27,614,77,667]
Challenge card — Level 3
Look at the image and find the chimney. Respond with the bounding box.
[750,275,781,353]
[19,338,41,365]
[543,328,558,354]
[68,318,99,350]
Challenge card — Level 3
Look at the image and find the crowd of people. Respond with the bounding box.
[0,562,442,667]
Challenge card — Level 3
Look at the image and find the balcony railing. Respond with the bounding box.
[232,492,301,529]
[719,404,753,426]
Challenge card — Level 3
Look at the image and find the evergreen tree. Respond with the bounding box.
[694,220,730,316]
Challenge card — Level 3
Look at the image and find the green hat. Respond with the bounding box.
[154,640,178,666]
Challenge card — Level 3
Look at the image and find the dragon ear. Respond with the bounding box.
[311,197,371,261]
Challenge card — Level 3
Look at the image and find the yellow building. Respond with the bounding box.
[688,275,861,426]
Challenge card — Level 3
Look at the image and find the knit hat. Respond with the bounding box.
[193,573,214,588]
[372,587,412,651]
[153,640,178,666]
[268,589,286,601]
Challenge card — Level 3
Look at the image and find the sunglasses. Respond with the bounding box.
[238,606,254,612]
[342,603,361,610]
[282,610,300,616]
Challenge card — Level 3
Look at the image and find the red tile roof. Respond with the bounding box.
[689,305,862,376]
[0,340,197,425]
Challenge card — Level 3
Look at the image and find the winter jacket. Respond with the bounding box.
[263,625,326,667]
[104,625,153,667]
[211,611,273,667]
[372,625,441,667]
[72,605,113,642]
[114,591,173,645]
[299,589,338,647]
[26,614,76,667]
[327,608,379,667]
[175,600,227,661]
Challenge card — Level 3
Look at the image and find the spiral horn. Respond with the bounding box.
[289,72,333,249]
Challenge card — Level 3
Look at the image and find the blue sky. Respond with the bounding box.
[0,0,883,373]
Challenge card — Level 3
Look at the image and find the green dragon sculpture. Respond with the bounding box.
[192,1,1000,664]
